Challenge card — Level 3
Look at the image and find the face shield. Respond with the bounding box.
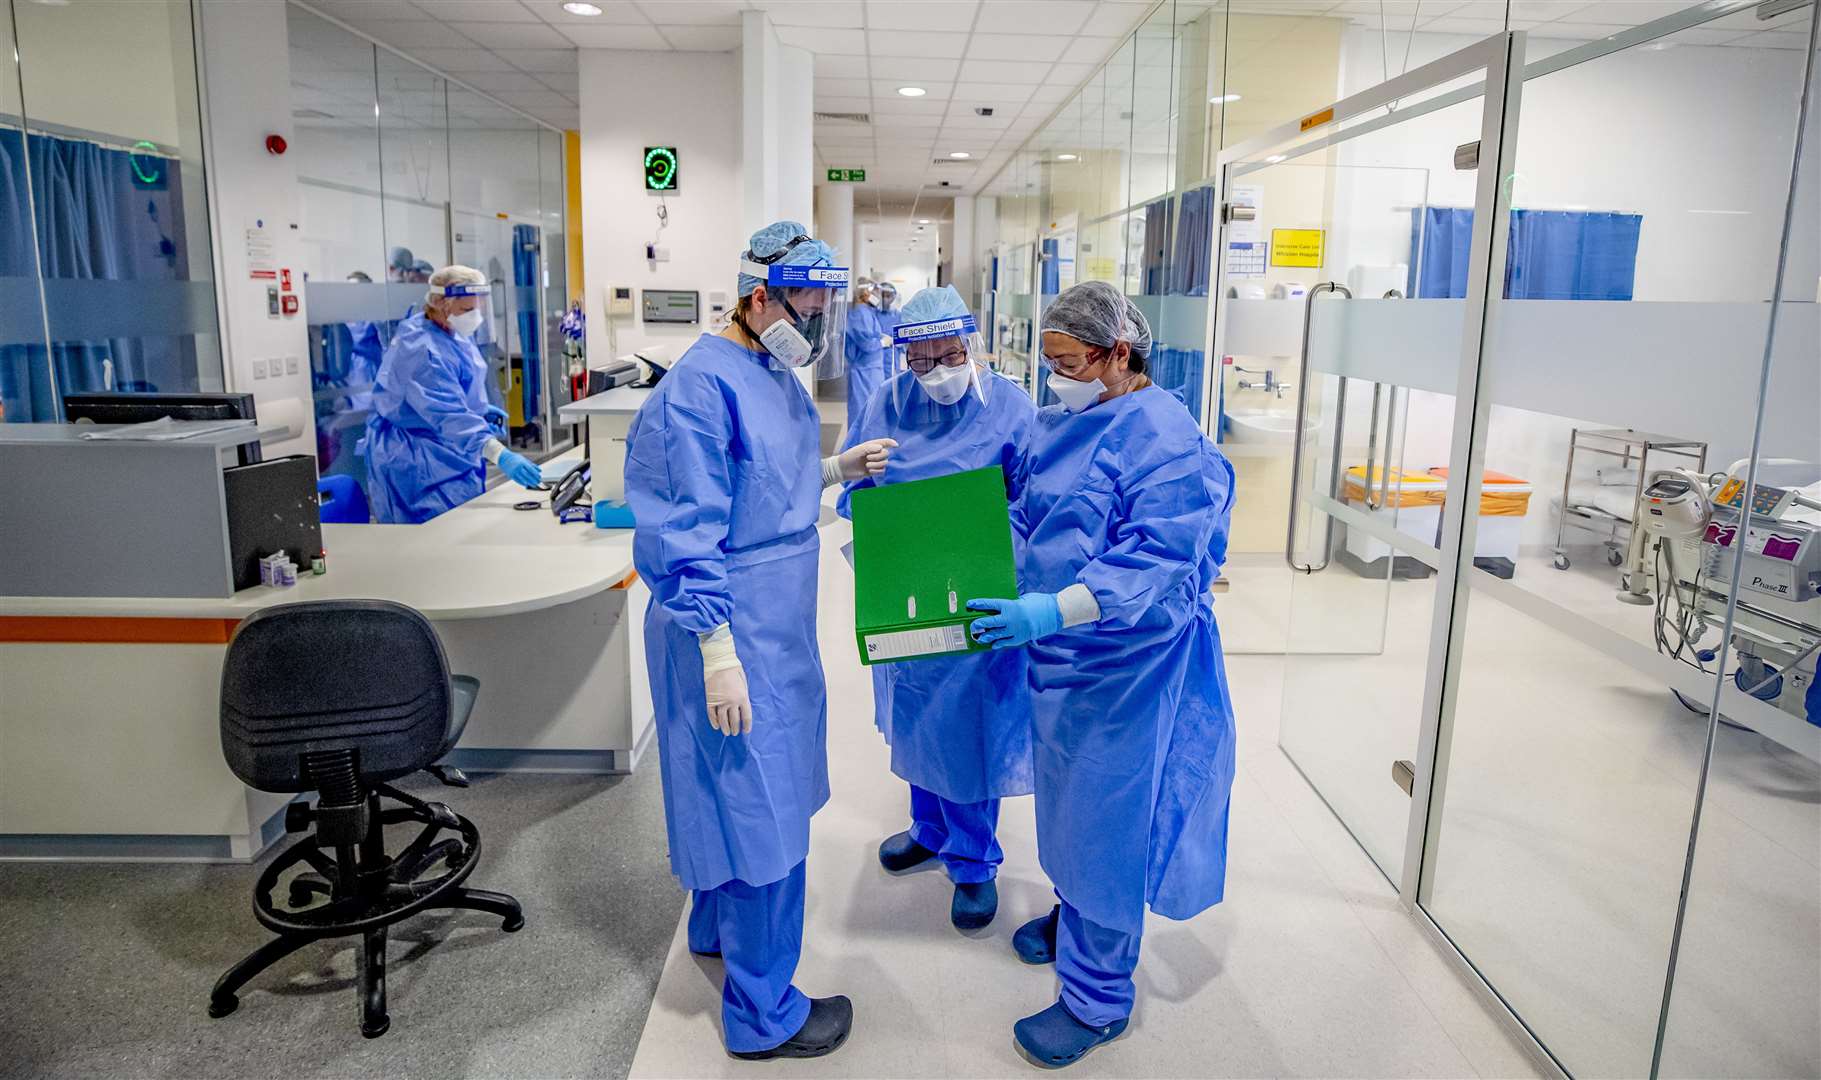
[892,310,988,413]
[427,280,493,343]
[741,259,851,378]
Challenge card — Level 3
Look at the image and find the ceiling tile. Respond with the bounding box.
[496,90,576,108]
[865,0,978,31]
[1060,34,1119,64]
[960,57,1051,82]
[753,0,865,27]
[639,0,748,25]
[555,23,671,47]
[1078,1,1152,36]
[873,93,950,112]
[867,29,971,57]
[352,20,476,47]
[778,26,867,51]
[661,25,744,49]
[813,52,870,76]
[496,48,579,70]
[530,0,650,23]
[536,72,581,92]
[411,0,538,20]
[951,81,1034,104]
[403,47,516,71]
[967,33,1071,61]
[1415,15,1507,35]
[1027,82,1073,102]
[1044,61,1094,84]
[457,71,552,91]
[867,55,961,81]
[814,95,875,112]
[450,21,572,46]
[973,0,1095,35]
[311,1,426,22]
[816,77,873,97]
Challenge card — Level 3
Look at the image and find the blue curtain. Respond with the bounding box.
[0,129,51,423]
[1408,206,1642,300]
[1142,199,1172,296]
[0,128,199,421]
[512,222,540,423]
[1149,346,1206,424]
[1169,187,1215,297]
[1040,236,1060,297]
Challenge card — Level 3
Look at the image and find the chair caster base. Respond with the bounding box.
[207,994,238,1019]
[502,914,525,932]
[361,1016,390,1039]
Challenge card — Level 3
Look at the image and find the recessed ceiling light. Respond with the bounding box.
[897,86,927,97]
[563,2,603,13]
[1056,153,1078,161]
[948,151,971,159]
[917,218,931,224]
[1210,93,1242,104]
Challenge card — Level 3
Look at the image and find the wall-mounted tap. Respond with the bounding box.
[1233,366,1292,398]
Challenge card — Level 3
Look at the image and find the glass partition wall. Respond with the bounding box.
[286,3,570,493]
[0,0,221,422]
[977,2,1819,1075]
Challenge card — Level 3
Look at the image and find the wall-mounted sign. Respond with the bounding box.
[826,168,867,182]
[1270,228,1325,269]
[644,146,678,192]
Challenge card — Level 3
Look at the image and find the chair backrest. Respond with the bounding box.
[317,473,371,524]
[220,600,452,793]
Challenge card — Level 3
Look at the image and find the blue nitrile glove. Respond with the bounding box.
[484,403,509,430]
[967,594,1063,649]
[497,448,543,488]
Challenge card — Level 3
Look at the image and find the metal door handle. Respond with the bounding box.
[1285,282,1351,573]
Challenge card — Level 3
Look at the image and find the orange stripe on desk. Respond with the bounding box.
[611,570,640,590]
[0,616,240,645]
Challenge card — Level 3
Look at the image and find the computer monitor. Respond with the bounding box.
[63,392,262,464]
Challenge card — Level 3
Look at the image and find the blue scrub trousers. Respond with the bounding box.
[907,784,1002,885]
[686,860,814,1053]
[1057,895,1144,1027]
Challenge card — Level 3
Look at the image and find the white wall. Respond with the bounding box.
[198,0,314,458]
[867,240,939,297]
[579,49,742,359]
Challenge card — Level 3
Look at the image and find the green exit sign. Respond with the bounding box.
[826,168,867,182]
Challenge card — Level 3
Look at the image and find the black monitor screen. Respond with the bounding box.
[63,392,258,425]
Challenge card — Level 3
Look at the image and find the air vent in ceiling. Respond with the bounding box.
[814,111,871,123]
[931,157,973,165]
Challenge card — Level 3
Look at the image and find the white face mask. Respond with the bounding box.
[758,316,814,368]
[447,308,484,338]
[1050,373,1107,413]
[916,361,973,406]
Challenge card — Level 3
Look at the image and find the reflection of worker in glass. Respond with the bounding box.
[386,247,415,283]
[360,265,542,524]
[342,271,384,411]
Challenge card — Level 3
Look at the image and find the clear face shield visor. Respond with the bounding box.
[740,260,851,378]
[426,281,495,344]
[892,312,989,413]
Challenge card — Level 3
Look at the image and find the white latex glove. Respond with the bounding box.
[879,334,894,349]
[832,437,898,482]
[699,626,751,736]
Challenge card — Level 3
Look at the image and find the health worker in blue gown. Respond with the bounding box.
[875,281,900,340]
[836,285,1036,932]
[623,221,898,1062]
[359,265,542,523]
[967,280,1238,1070]
[843,278,891,423]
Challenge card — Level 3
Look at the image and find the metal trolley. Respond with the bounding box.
[1552,427,1707,572]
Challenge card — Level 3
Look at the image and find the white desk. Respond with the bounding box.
[0,450,654,862]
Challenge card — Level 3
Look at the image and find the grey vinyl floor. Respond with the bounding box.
[0,767,683,1080]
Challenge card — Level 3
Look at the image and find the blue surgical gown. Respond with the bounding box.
[624,333,831,892]
[1014,386,1238,935]
[360,312,492,524]
[844,302,887,420]
[838,369,1037,804]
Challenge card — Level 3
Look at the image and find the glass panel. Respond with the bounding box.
[288,5,386,487]
[1420,9,1816,1075]
[1220,6,1347,152]
[376,50,449,284]
[1658,12,1820,1079]
[448,86,537,456]
[12,0,221,413]
[0,0,51,422]
[540,128,572,452]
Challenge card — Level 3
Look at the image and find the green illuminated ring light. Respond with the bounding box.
[130,140,162,185]
[644,146,677,191]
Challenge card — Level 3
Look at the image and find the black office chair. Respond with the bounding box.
[208,599,524,1038]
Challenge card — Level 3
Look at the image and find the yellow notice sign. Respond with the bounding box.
[1270,228,1325,268]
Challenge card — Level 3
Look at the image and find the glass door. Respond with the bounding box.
[1206,33,1525,890]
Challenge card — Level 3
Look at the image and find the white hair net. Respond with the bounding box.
[1041,280,1153,361]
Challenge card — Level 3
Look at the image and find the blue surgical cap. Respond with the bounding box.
[1042,279,1153,360]
[895,285,974,341]
[389,246,415,270]
[738,220,837,298]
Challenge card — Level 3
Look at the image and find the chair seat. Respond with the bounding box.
[447,674,479,752]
